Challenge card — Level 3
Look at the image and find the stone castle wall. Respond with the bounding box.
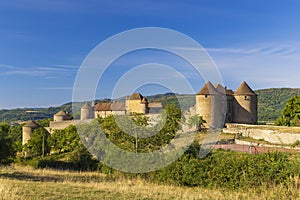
[126,99,142,114]
[22,127,32,145]
[49,120,76,132]
[223,124,300,145]
[196,95,213,128]
[233,95,257,124]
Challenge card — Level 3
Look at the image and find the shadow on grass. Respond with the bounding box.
[0,172,64,182]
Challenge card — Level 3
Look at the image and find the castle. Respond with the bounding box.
[80,93,163,120]
[195,81,257,128]
[22,81,257,144]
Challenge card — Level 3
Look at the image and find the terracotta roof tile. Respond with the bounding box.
[95,102,111,111]
[148,102,163,108]
[95,102,126,111]
[111,102,126,111]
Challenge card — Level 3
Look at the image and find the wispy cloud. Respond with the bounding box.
[207,44,300,58]
[0,63,78,77]
[205,43,300,89]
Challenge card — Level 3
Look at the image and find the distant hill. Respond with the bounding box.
[1,88,299,124]
[256,88,300,122]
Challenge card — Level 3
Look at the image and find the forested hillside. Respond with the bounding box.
[1,88,299,123]
[256,88,300,122]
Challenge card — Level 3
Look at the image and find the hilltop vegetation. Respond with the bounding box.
[0,103,300,200]
[256,88,300,122]
[275,95,300,126]
[1,88,300,123]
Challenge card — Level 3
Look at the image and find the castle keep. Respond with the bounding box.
[196,81,257,128]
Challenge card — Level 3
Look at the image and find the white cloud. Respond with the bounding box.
[207,44,300,58]
[0,63,78,77]
[207,43,300,89]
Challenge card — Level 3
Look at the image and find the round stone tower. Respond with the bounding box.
[22,120,40,145]
[54,110,67,122]
[196,81,226,128]
[233,81,257,124]
[81,102,94,120]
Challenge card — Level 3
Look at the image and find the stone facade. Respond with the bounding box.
[196,81,257,128]
[80,102,95,120]
[224,124,300,145]
[53,110,72,122]
[94,102,126,118]
[22,120,40,145]
[126,93,149,114]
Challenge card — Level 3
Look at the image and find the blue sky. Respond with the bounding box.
[0,0,299,108]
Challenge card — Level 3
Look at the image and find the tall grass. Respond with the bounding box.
[0,165,299,200]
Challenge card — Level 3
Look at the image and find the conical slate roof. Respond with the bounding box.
[24,120,40,128]
[197,81,219,95]
[54,110,67,116]
[82,102,91,109]
[214,83,226,94]
[234,81,256,96]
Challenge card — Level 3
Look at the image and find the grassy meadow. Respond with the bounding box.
[0,165,299,200]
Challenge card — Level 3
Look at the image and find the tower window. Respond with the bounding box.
[205,95,208,98]
[244,96,250,100]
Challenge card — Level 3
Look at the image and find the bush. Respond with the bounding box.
[99,150,300,189]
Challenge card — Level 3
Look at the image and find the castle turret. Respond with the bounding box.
[81,102,94,120]
[22,120,40,145]
[233,81,257,124]
[54,110,72,122]
[196,81,226,128]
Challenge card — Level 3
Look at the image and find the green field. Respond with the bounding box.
[0,165,299,200]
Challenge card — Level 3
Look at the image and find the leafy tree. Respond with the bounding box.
[257,88,300,122]
[159,103,182,135]
[132,113,149,126]
[188,115,206,131]
[48,125,80,153]
[275,96,300,126]
[9,125,22,152]
[25,127,50,157]
[36,118,53,127]
[69,143,98,171]
[0,121,15,164]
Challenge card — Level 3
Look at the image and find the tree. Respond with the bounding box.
[36,118,53,127]
[9,125,22,153]
[0,121,15,164]
[275,96,300,126]
[25,127,50,157]
[159,103,182,134]
[188,115,206,131]
[48,125,80,153]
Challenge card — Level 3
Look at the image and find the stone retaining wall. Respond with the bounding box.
[223,124,300,145]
